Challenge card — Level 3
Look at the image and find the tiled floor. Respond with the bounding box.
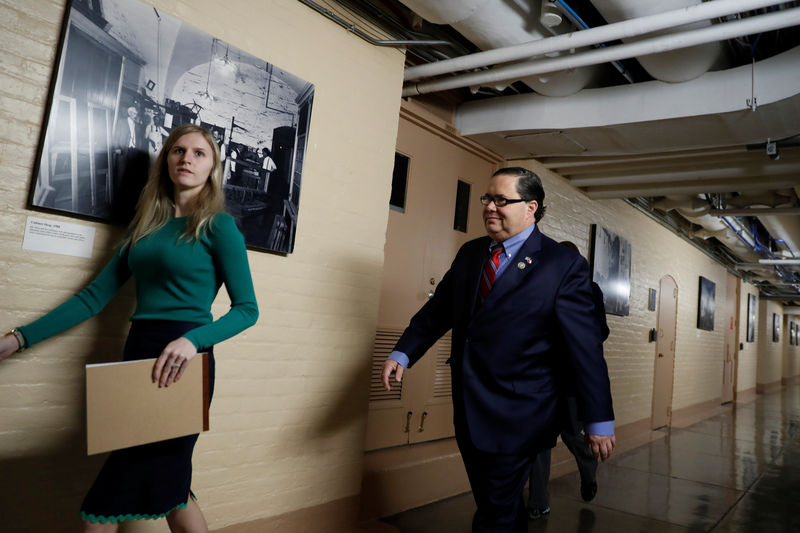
[379,384,800,532]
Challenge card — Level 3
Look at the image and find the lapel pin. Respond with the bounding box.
[517,261,526,270]
[525,256,532,264]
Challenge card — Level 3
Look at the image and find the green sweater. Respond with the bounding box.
[19,213,258,350]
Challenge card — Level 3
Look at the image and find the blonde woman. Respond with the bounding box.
[0,124,259,532]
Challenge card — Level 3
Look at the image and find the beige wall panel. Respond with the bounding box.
[737,283,760,393]
[0,0,405,531]
[757,300,784,388]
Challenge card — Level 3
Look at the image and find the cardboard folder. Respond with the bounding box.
[85,353,209,455]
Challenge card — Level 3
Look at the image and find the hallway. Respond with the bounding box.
[378,383,800,532]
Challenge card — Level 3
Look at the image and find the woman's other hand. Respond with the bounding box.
[152,336,198,387]
[0,333,21,362]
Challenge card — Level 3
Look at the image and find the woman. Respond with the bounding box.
[0,124,259,532]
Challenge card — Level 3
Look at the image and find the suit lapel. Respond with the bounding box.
[481,225,543,308]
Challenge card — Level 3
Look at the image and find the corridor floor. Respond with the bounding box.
[379,383,800,533]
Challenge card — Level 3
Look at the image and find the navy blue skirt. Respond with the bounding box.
[80,320,215,523]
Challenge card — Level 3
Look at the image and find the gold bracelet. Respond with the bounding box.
[7,328,26,352]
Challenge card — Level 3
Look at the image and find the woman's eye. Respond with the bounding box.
[195,151,205,157]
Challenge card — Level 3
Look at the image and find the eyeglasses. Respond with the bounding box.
[479,195,528,207]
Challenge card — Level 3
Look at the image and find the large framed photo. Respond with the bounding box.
[30,0,314,254]
[697,276,715,331]
[590,225,632,316]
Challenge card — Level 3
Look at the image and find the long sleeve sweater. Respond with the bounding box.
[19,213,258,350]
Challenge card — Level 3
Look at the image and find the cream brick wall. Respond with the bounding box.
[518,159,730,424]
[757,300,785,387]
[0,1,404,531]
[737,283,760,392]
[782,314,800,380]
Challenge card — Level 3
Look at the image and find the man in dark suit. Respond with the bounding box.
[381,167,615,533]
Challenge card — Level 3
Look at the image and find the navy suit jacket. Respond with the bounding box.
[394,225,614,455]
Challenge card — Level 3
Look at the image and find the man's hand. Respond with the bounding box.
[381,359,404,391]
[586,434,616,462]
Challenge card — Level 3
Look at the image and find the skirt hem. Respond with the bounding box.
[80,501,188,524]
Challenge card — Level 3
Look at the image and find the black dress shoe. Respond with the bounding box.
[527,506,550,520]
[581,480,597,502]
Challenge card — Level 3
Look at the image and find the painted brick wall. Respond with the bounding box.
[738,283,760,392]
[757,300,784,387]
[0,1,404,531]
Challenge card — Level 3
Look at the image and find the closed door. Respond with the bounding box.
[721,273,739,403]
[652,275,678,429]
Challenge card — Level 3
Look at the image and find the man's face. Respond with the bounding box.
[482,173,538,242]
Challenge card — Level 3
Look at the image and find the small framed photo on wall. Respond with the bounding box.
[773,313,781,342]
[697,276,715,331]
[746,294,756,343]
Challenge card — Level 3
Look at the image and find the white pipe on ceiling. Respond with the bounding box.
[590,0,723,83]
[404,0,781,82]
[398,0,597,96]
[402,6,800,97]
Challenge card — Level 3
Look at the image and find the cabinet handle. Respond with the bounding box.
[404,411,412,433]
[417,411,428,432]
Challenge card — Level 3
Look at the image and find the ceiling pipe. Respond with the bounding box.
[590,0,723,83]
[402,6,800,96]
[399,0,597,97]
[711,208,800,215]
[404,0,781,82]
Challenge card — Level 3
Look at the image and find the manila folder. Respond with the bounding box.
[86,353,209,455]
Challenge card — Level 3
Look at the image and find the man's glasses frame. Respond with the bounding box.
[479,195,528,207]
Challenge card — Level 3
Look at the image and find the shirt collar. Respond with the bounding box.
[490,223,535,259]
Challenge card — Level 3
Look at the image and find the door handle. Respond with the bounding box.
[404,411,412,433]
[417,411,428,432]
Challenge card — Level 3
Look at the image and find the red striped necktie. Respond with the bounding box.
[479,244,504,303]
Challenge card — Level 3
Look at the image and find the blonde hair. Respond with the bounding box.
[122,124,226,249]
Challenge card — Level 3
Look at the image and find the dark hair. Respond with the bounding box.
[492,167,547,222]
[559,240,580,254]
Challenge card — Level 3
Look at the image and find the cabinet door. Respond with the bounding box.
[364,103,499,451]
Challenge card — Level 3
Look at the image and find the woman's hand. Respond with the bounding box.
[152,337,198,388]
[0,333,21,362]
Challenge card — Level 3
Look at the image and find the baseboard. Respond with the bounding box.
[213,495,359,533]
[735,387,757,404]
[782,375,800,386]
[670,396,728,428]
[359,438,470,521]
[756,380,783,394]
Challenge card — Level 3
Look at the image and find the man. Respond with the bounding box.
[527,240,610,520]
[382,167,615,532]
[112,105,148,224]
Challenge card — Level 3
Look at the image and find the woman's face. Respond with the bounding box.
[166,132,215,197]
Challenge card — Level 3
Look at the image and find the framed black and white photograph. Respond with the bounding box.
[30,0,314,254]
[790,321,796,346]
[746,293,756,343]
[773,313,781,342]
[590,225,632,316]
[697,276,715,331]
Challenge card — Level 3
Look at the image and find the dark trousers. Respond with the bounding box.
[457,433,533,533]
[528,397,597,509]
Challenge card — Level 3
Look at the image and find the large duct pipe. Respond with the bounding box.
[403,0,780,82]
[590,0,724,82]
[398,0,597,96]
[402,6,800,96]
